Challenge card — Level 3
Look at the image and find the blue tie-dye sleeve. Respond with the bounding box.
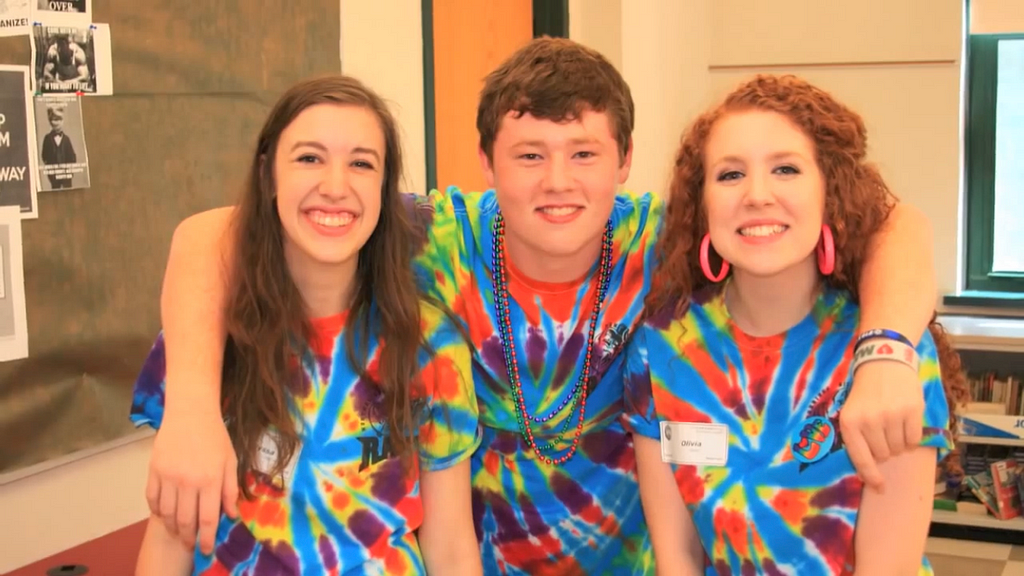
[129,333,169,430]
[915,330,954,461]
[622,325,661,440]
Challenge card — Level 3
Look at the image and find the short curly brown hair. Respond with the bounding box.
[649,74,967,436]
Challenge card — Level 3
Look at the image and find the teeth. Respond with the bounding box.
[308,210,354,228]
[540,206,579,216]
[739,224,787,237]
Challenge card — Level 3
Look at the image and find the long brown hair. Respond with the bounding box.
[650,74,968,434]
[221,75,425,496]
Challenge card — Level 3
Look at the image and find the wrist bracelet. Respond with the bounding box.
[851,338,919,374]
[855,328,914,351]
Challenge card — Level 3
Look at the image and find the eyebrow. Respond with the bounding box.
[513,136,603,148]
[714,151,808,164]
[289,141,382,162]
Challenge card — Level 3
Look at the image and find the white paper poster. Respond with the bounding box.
[0,65,39,219]
[33,93,89,190]
[30,22,113,96]
[31,0,90,28]
[0,205,29,361]
[0,0,30,37]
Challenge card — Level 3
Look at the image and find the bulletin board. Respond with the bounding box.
[0,0,341,476]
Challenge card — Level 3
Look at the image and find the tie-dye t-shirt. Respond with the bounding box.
[410,186,661,575]
[129,303,481,576]
[623,286,953,576]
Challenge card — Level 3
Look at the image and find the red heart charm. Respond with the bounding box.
[878,344,893,355]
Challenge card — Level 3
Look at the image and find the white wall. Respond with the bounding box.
[571,0,966,304]
[0,432,154,572]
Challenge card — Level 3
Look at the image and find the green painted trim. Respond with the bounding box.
[943,292,1024,310]
[963,32,1024,293]
[533,0,569,38]
[421,0,437,193]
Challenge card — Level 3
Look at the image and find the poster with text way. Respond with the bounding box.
[0,66,40,220]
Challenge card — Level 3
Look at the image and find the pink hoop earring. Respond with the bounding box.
[817,224,835,275]
[700,234,730,282]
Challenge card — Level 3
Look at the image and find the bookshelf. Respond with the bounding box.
[930,314,1024,543]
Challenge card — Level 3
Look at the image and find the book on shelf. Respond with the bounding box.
[961,459,1022,520]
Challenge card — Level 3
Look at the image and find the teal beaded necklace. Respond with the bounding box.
[490,211,615,465]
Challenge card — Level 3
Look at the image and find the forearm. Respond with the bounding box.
[135,516,194,576]
[161,207,236,417]
[418,461,482,575]
[419,528,482,576]
[635,436,704,575]
[853,448,936,574]
[859,203,936,344]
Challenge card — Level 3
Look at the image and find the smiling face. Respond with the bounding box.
[479,109,631,280]
[273,103,384,278]
[702,109,825,278]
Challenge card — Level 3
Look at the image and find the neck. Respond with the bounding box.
[725,255,821,337]
[285,246,358,319]
[504,233,603,285]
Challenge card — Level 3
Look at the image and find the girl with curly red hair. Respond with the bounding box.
[623,74,967,575]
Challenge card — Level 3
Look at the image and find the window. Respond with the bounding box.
[963,8,1024,294]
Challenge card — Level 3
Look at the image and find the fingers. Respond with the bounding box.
[904,411,923,448]
[176,485,199,550]
[222,457,240,519]
[842,427,884,492]
[145,468,162,517]
[158,480,180,537]
[197,487,221,556]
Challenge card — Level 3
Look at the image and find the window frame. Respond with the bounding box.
[962,31,1024,294]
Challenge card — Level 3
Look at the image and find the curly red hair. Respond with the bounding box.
[649,74,967,436]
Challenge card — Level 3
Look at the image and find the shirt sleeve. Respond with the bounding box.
[915,329,954,462]
[410,187,467,310]
[129,333,168,430]
[415,305,482,472]
[622,325,662,440]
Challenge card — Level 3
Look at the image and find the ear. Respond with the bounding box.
[617,137,634,185]
[478,147,496,189]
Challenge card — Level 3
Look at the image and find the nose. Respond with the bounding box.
[742,170,774,206]
[320,162,348,199]
[541,155,572,193]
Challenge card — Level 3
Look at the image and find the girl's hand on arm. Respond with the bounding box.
[149,207,240,554]
[634,435,705,576]
[417,459,483,576]
[843,203,935,491]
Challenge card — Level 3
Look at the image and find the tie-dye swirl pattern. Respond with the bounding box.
[623,286,953,576]
[129,303,481,576]
[409,187,661,575]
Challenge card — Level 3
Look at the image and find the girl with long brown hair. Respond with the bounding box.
[624,75,968,575]
[130,75,483,576]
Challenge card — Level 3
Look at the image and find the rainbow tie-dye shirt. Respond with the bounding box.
[129,303,481,576]
[410,187,661,575]
[623,286,953,576]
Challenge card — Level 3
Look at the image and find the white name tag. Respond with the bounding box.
[659,421,729,466]
[254,429,301,488]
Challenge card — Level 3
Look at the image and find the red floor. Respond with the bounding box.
[6,521,146,576]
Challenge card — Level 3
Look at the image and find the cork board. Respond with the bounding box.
[0,0,341,476]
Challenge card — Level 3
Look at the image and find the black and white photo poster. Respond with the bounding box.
[31,0,89,27]
[0,66,39,219]
[0,0,29,37]
[31,23,113,95]
[33,94,88,190]
[0,206,29,361]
